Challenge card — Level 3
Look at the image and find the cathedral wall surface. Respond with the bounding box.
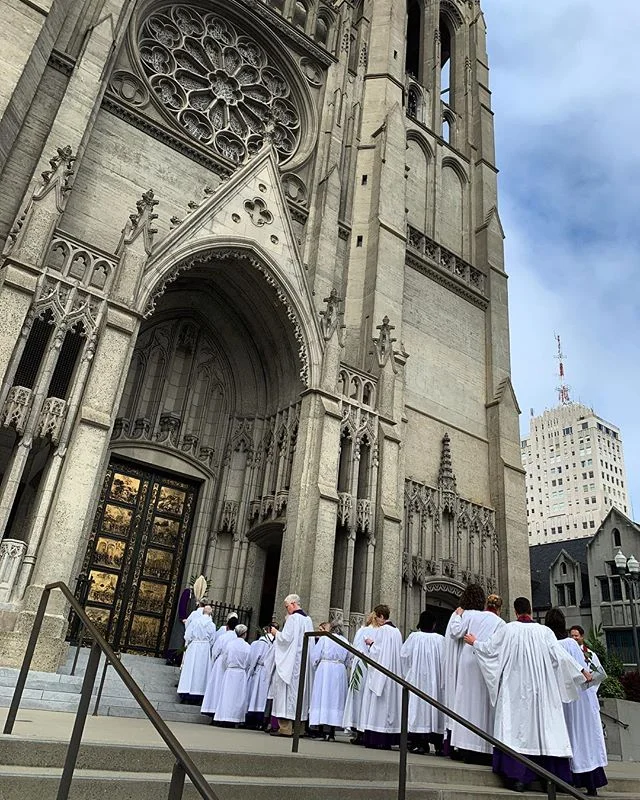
[61,110,223,249]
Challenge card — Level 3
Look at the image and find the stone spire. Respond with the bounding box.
[117,189,159,257]
[438,432,457,494]
[3,145,76,263]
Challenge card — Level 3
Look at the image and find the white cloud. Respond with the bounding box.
[482,0,640,517]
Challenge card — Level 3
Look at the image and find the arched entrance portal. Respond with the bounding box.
[82,252,306,654]
[424,580,463,635]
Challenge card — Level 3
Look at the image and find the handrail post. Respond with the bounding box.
[3,586,51,735]
[56,640,101,800]
[292,631,310,754]
[398,685,409,800]
[167,761,186,800]
[547,780,557,800]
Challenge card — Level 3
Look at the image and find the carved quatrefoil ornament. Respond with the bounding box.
[137,4,302,165]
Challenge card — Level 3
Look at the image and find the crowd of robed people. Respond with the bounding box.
[176,585,608,796]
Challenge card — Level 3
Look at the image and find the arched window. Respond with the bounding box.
[47,322,86,399]
[613,528,621,547]
[13,310,55,389]
[292,1,307,30]
[315,15,329,47]
[406,0,422,79]
[442,111,454,144]
[561,562,567,576]
[407,87,419,119]
[439,13,453,107]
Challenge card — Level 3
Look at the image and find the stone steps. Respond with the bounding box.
[0,736,638,800]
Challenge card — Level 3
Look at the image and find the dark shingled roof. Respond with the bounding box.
[529,537,591,611]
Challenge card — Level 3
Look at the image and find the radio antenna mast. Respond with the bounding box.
[555,334,571,405]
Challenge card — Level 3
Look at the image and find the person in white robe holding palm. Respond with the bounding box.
[214,624,252,726]
[360,604,403,750]
[309,622,351,740]
[343,611,380,745]
[400,610,444,755]
[270,593,314,737]
[465,596,591,794]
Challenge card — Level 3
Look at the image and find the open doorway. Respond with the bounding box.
[259,542,281,627]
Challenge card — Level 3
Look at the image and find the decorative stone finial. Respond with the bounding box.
[319,288,345,342]
[118,189,159,255]
[36,146,76,201]
[438,432,457,494]
[373,315,397,368]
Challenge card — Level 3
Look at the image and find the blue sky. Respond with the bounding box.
[482,0,640,517]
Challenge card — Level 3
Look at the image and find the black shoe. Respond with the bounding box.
[512,781,526,793]
[586,791,598,797]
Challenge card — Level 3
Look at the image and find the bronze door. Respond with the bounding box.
[81,460,198,656]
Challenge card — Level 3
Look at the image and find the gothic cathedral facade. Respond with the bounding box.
[0,0,528,667]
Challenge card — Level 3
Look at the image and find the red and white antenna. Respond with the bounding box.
[555,334,571,405]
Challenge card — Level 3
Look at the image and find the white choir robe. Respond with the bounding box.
[215,636,252,723]
[263,639,277,702]
[247,635,274,714]
[400,631,445,735]
[472,621,586,756]
[200,629,238,715]
[448,610,505,753]
[184,608,205,630]
[272,610,315,720]
[360,623,403,734]
[559,639,608,775]
[343,625,374,731]
[309,635,351,727]
[177,614,217,696]
[441,612,464,731]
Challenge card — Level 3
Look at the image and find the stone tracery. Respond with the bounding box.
[138,4,302,164]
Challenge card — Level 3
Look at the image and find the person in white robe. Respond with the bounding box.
[359,604,403,750]
[309,623,351,740]
[246,627,275,729]
[214,624,252,725]
[270,593,314,737]
[262,624,279,732]
[448,591,505,763]
[400,610,445,754]
[214,611,239,642]
[343,612,380,744]
[547,612,608,797]
[200,616,239,718]
[466,596,591,793]
[177,604,216,702]
[183,598,213,632]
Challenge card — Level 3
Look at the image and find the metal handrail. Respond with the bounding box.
[293,631,589,800]
[2,581,219,800]
[600,708,629,729]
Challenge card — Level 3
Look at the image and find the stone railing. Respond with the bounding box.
[0,386,33,434]
[337,492,353,527]
[0,539,26,603]
[406,225,486,298]
[35,397,67,443]
[46,231,117,293]
[112,415,216,468]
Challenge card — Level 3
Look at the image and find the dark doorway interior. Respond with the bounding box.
[425,603,455,636]
[259,543,281,627]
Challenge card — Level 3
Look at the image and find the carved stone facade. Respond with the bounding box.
[0,0,528,666]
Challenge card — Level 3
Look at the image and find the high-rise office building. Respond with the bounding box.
[522,403,630,545]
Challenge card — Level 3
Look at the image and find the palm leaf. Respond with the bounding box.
[349,661,364,692]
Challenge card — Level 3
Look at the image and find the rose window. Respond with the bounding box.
[138,5,301,164]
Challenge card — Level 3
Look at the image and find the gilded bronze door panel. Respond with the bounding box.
[81,460,198,656]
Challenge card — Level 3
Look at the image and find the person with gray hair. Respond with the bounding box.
[212,624,251,727]
[270,593,314,736]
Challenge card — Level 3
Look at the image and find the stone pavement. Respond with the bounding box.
[2,706,640,779]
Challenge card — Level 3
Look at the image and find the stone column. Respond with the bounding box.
[0,305,139,669]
